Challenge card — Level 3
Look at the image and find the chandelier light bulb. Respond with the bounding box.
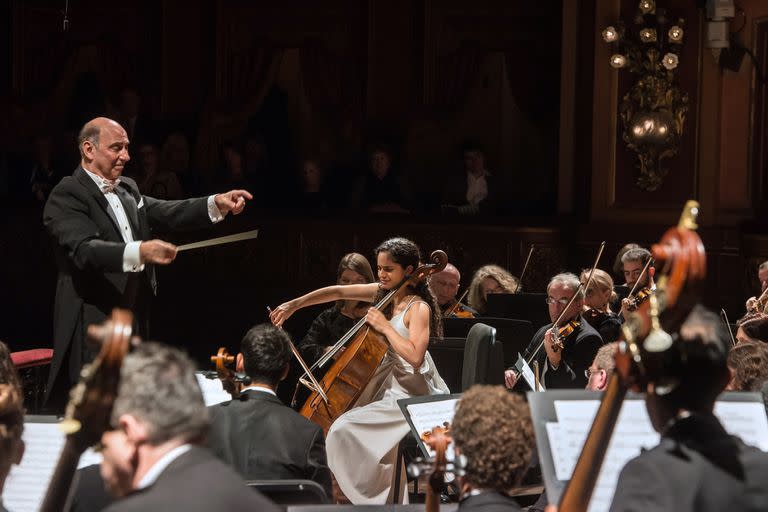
[639,0,655,15]
[639,28,657,43]
[668,26,684,42]
[602,26,619,43]
[662,53,679,70]
[610,54,628,68]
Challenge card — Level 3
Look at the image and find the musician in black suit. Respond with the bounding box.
[609,307,768,512]
[504,273,603,390]
[453,385,534,511]
[207,324,332,499]
[98,343,278,512]
[42,117,252,405]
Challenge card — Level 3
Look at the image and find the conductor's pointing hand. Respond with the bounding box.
[140,240,177,265]
[214,189,253,216]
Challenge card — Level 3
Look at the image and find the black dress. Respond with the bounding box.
[298,307,359,364]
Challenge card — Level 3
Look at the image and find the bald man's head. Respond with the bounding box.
[430,263,461,306]
[79,117,131,181]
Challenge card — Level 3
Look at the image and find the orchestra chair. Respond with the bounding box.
[460,323,504,391]
[287,505,458,512]
[246,479,329,505]
[11,348,54,413]
[443,317,534,368]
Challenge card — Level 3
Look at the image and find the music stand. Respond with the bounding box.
[485,293,549,327]
[443,317,535,368]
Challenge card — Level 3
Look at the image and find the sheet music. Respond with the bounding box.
[516,353,546,391]
[714,401,768,451]
[406,398,460,459]
[544,397,767,512]
[195,372,232,406]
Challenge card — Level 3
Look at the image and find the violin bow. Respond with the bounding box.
[627,255,654,299]
[446,288,471,316]
[720,308,737,346]
[267,307,329,404]
[517,244,535,293]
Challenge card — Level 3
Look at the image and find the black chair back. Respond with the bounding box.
[461,323,504,391]
[485,293,549,326]
[246,479,329,505]
[428,337,465,393]
[443,317,535,367]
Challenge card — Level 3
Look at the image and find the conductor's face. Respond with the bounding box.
[83,121,131,181]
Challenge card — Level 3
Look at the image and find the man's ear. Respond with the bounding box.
[236,353,244,373]
[120,414,150,445]
[279,363,290,382]
[81,141,96,161]
[599,370,609,391]
[648,266,656,279]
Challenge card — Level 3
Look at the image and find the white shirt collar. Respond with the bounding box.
[83,166,121,193]
[241,384,277,396]
[136,444,192,490]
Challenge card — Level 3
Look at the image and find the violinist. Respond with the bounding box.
[298,253,375,365]
[270,237,449,504]
[619,247,656,317]
[467,264,519,315]
[504,273,603,390]
[736,313,768,344]
[580,268,623,343]
[744,260,768,313]
[207,324,332,498]
[609,307,768,512]
[430,263,477,318]
[452,385,535,512]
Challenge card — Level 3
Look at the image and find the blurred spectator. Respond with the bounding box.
[137,142,183,200]
[161,132,200,196]
[296,157,329,211]
[29,133,65,203]
[350,144,410,213]
[441,140,496,216]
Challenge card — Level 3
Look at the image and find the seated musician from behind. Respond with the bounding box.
[452,385,534,511]
[725,340,768,392]
[98,343,279,512]
[580,269,623,343]
[430,263,477,317]
[299,253,375,364]
[619,248,655,318]
[609,307,768,512]
[207,324,331,497]
[504,273,603,390]
[270,237,449,504]
[0,384,24,508]
[585,342,619,392]
[467,264,519,316]
[744,260,768,313]
[736,313,768,344]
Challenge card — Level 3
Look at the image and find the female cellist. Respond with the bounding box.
[579,268,623,343]
[270,237,449,504]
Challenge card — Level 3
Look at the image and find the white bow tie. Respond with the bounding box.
[99,178,121,194]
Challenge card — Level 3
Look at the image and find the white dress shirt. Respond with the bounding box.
[240,384,277,396]
[136,443,192,490]
[466,170,489,206]
[83,167,224,272]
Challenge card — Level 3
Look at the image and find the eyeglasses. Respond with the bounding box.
[584,368,602,378]
[545,297,572,305]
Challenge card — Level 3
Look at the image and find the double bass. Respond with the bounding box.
[556,200,706,511]
[297,250,448,432]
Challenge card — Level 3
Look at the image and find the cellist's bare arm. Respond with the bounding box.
[270,283,379,327]
[364,302,430,368]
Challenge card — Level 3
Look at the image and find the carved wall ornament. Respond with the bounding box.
[602,1,689,192]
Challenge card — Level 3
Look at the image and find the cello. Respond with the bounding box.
[555,200,706,512]
[297,250,448,432]
[41,309,138,512]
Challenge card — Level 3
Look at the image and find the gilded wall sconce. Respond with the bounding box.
[603,0,689,192]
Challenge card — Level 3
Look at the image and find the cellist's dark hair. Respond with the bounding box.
[374,237,443,339]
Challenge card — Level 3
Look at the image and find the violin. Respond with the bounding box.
[407,423,464,512]
[624,286,652,312]
[208,347,250,399]
[444,299,475,318]
[552,318,581,352]
[557,200,706,512]
[42,309,138,512]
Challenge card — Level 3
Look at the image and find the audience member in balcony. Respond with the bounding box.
[299,253,375,365]
[207,324,332,498]
[441,140,496,216]
[296,157,329,211]
[726,340,768,392]
[136,142,183,200]
[452,385,534,512]
[217,138,251,192]
[161,132,200,197]
[29,133,66,204]
[467,264,519,316]
[349,144,410,213]
[736,313,768,344]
